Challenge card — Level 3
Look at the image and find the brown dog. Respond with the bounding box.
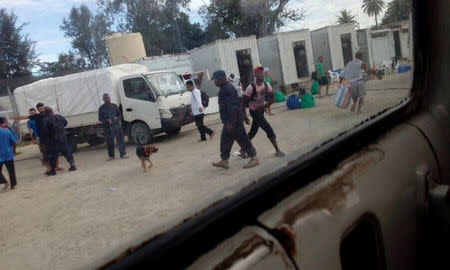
[136,145,158,172]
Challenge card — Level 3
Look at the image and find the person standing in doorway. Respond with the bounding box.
[211,70,259,169]
[40,107,77,175]
[229,73,242,97]
[263,67,275,115]
[0,117,18,190]
[340,51,367,114]
[98,93,128,160]
[186,80,215,142]
[243,66,285,157]
[316,56,330,98]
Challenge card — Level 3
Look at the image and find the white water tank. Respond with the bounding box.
[106,32,147,65]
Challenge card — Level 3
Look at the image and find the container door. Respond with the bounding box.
[393,30,402,60]
[293,41,309,78]
[341,33,353,66]
[119,76,161,129]
[236,48,254,90]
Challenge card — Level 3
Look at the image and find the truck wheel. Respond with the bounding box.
[69,142,78,153]
[130,122,152,145]
[67,135,78,153]
[166,127,181,136]
[87,137,105,146]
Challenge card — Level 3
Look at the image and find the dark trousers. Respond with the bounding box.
[0,160,17,187]
[248,110,276,140]
[104,126,126,158]
[220,121,256,160]
[47,142,74,171]
[195,114,213,140]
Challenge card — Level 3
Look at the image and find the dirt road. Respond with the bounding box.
[0,73,411,270]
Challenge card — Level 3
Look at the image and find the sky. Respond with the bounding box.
[0,0,386,64]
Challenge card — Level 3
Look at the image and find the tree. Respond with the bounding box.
[337,9,357,24]
[97,0,196,56]
[203,19,231,43]
[60,4,111,69]
[200,0,306,38]
[382,0,412,25]
[0,8,37,79]
[362,0,385,27]
[38,52,87,77]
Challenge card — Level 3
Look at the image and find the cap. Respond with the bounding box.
[264,67,269,72]
[211,70,226,80]
[253,65,264,73]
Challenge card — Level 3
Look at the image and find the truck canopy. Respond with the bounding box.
[14,64,149,117]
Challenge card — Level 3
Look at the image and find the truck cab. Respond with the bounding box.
[119,70,193,145]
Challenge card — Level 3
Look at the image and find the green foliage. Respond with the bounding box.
[0,8,37,79]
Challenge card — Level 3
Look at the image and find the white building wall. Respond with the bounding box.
[216,36,261,77]
[277,29,314,85]
[371,32,396,67]
[311,28,332,71]
[257,36,283,84]
[327,23,358,71]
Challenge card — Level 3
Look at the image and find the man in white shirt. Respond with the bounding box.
[229,74,242,97]
[186,80,215,141]
[340,51,368,114]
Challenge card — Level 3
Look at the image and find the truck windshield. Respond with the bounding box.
[145,72,186,96]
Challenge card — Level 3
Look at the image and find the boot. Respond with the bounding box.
[243,157,259,169]
[69,163,77,171]
[212,160,229,169]
[46,170,56,176]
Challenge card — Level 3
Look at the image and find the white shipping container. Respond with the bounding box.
[135,54,194,76]
[371,30,395,67]
[258,29,315,86]
[191,36,261,96]
[311,23,358,72]
[357,29,374,68]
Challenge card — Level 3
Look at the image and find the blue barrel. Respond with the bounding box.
[398,65,411,73]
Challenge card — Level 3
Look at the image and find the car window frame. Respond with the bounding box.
[100,1,431,269]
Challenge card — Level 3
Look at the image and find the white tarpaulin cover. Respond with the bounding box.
[14,64,149,117]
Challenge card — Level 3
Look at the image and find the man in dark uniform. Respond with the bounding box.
[40,107,76,176]
[98,93,128,160]
[211,70,259,169]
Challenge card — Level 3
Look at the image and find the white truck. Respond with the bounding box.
[13,64,194,150]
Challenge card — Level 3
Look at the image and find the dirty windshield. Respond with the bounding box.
[0,0,414,269]
[145,72,186,96]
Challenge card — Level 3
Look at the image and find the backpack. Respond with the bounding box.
[200,90,209,108]
[244,82,271,107]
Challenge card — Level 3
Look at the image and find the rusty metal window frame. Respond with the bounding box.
[101,1,428,269]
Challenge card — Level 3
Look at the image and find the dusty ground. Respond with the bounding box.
[0,72,411,270]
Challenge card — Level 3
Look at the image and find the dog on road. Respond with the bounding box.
[136,145,158,172]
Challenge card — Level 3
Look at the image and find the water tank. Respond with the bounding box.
[106,32,147,65]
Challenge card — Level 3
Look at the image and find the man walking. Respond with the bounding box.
[186,80,215,142]
[243,66,285,157]
[211,70,259,169]
[9,102,60,173]
[316,56,330,98]
[98,93,127,160]
[41,107,77,175]
[0,117,18,190]
[340,52,367,114]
